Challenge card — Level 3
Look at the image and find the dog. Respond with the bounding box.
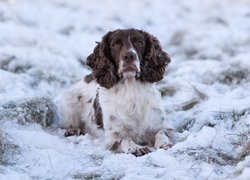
[59,29,173,156]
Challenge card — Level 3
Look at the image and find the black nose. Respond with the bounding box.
[122,51,136,63]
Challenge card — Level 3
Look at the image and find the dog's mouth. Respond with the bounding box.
[119,65,140,79]
[123,66,138,72]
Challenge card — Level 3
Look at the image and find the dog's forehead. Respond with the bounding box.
[110,29,144,40]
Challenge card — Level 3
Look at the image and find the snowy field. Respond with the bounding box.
[0,0,250,179]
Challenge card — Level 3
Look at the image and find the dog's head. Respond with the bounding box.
[86,29,171,89]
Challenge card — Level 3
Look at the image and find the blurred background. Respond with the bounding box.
[0,0,249,98]
[0,0,250,99]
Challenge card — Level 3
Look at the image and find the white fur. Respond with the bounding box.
[128,47,140,70]
[58,80,102,137]
[59,78,172,153]
[99,78,170,152]
[118,46,140,78]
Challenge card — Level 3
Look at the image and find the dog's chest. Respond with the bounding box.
[99,82,162,129]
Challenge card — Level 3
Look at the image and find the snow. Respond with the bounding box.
[0,0,250,179]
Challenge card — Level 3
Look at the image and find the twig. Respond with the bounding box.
[46,148,53,169]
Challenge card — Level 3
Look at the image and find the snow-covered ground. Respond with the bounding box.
[0,0,250,179]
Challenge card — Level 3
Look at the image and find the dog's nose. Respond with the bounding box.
[122,51,136,63]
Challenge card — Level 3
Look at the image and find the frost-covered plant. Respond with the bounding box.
[218,65,250,85]
[0,131,18,165]
[213,108,250,129]
[178,147,241,166]
[0,131,5,164]
[72,171,124,180]
[0,97,57,127]
[0,55,32,74]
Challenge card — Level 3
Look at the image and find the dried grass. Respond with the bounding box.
[0,130,18,165]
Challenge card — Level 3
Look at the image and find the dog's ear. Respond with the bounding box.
[86,32,118,89]
[139,31,171,83]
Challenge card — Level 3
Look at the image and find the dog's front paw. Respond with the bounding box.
[159,143,173,150]
[64,128,85,137]
[131,147,152,157]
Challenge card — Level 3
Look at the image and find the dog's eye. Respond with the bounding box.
[112,42,121,48]
[136,40,144,46]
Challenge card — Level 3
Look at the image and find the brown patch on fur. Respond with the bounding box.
[84,74,94,84]
[93,93,103,128]
[110,141,122,152]
[132,129,157,147]
[86,99,92,103]
[109,115,117,122]
[64,127,85,137]
[159,144,173,150]
[112,131,122,139]
[77,96,83,102]
[132,147,152,157]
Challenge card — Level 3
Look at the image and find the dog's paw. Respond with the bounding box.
[159,143,173,150]
[131,147,152,157]
[64,128,85,137]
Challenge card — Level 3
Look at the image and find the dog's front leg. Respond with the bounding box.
[105,130,152,156]
[154,129,173,150]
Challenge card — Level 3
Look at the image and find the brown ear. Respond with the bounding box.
[86,32,118,89]
[139,31,171,83]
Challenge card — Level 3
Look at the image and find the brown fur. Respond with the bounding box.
[139,30,171,83]
[93,93,103,129]
[84,74,94,84]
[86,32,118,89]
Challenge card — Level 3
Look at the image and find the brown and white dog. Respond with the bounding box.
[59,29,173,156]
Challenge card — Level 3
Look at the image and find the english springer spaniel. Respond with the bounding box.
[59,29,172,156]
